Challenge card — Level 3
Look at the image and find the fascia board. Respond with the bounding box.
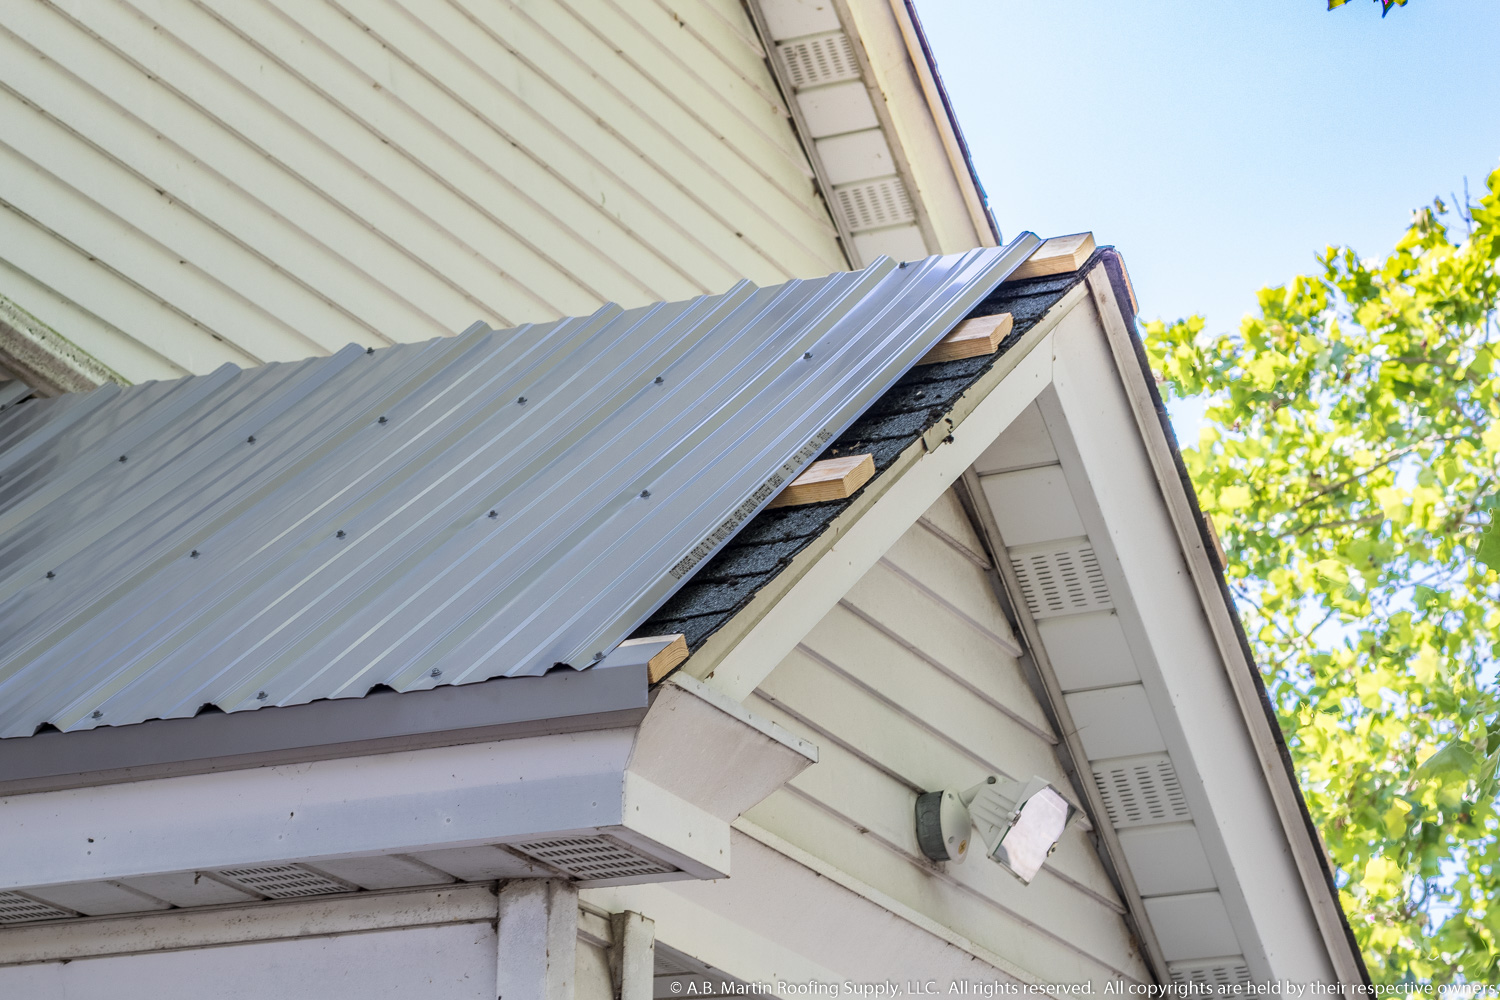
[837,0,993,252]
[0,661,820,893]
[0,729,640,891]
[617,772,731,882]
[1042,267,1362,982]
[882,0,998,246]
[692,282,1088,703]
[614,671,820,881]
[0,663,651,796]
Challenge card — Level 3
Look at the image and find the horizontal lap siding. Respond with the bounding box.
[0,0,843,384]
[744,489,1149,983]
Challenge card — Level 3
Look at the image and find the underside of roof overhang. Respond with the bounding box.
[0,666,814,921]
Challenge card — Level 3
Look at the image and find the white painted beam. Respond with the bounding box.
[0,885,498,966]
[609,910,655,1000]
[497,880,578,1000]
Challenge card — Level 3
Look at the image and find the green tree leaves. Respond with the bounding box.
[1145,166,1500,980]
[1328,0,1410,15]
[1477,507,1500,573]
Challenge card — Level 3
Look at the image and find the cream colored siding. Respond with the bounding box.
[0,0,845,383]
[742,489,1149,983]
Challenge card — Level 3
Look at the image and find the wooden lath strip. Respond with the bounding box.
[1004,232,1095,282]
[617,634,689,683]
[918,313,1013,365]
[767,453,875,509]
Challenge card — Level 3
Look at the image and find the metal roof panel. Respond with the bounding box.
[0,238,1037,737]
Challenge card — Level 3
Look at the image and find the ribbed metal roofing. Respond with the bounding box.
[0,238,1038,738]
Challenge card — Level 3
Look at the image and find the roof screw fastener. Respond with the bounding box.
[803,351,813,360]
[45,570,55,579]
[247,435,256,444]
[91,710,102,719]
[256,691,268,701]
[365,346,375,354]
[487,510,498,519]
[430,668,442,678]
[336,530,346,538]
[654,376,664,384]
[640,489,650,498]
[378,416,387,424]
[593,652,604,661]
[517,396,527,405]
[190,550,200,558]
[118,455,128,463]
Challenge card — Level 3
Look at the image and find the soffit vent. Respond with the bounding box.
[215,864,354,898]
[776,32,859,90]
[1092,753,1191,828]
[833,178,915,233]
[511,836,677,882]
[0,890,71,923]
[654,949,699,977]
[1169,958,1252,988]
[1010,543,1112,619]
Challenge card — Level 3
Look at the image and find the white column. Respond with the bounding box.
[497,879,578,1000]
[609,910,656,1000]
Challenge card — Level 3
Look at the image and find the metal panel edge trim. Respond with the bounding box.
[0,663,650,796]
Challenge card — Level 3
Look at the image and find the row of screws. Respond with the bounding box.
[64,344,687,714]
[66,349,451,718]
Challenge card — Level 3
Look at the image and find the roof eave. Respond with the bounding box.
[0,662,651,798]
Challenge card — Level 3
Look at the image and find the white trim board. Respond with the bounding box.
[0,670,815,909]
[0,884,497,967]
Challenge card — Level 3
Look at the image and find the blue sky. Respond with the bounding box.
[918,0,1500,345]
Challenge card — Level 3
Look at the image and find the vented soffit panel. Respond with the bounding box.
[0,237,1038,739]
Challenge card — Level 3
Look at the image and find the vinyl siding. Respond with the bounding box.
[742,488,1150,983]
[0,0,845,384]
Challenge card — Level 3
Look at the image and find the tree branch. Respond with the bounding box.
[1289,438,1464,512]
[1291,514,1388,538]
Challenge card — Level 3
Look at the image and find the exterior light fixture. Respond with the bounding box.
[915,775,1075,884]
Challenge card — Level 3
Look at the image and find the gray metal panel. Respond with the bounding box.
[0,239,1038,737]
[0,381,30,410]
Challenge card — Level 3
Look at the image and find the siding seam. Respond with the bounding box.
[834,599,1055,741]
[0,44,396,352]
[875,555,1021,656]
